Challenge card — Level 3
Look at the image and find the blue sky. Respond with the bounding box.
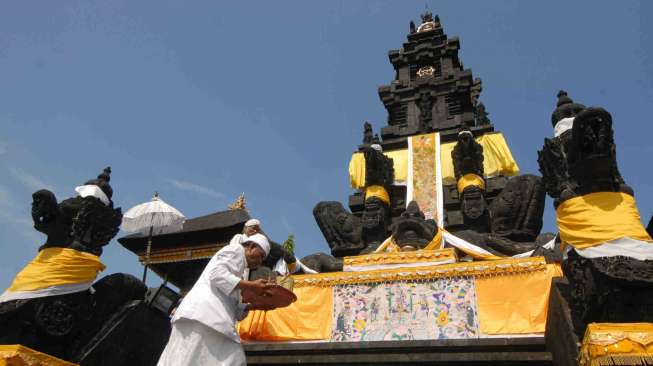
[1,1,651,289]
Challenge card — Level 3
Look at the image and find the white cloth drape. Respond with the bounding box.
[554,117,574,137]
[157,318,246,366]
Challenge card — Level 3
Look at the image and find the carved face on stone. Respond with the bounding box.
[568,107,616,186]
[460,186,487,220]
[32,190,59,226]
[571,107,613,163]
[458,131,473,147]
[362,197,389,231]
[391,201,437,249]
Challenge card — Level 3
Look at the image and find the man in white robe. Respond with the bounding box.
[157,233,273,366]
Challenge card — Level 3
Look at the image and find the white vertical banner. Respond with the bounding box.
[406,136,414,207]
[434,132,444,228]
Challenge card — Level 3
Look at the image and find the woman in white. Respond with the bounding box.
[157,233,274,366]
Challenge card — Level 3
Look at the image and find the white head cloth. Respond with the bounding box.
[245,218,260,227]
[370,144,382,152]
[554,117,574,137]
[245,233,270,257]
[458,130,473,137]
[74,185,110,206]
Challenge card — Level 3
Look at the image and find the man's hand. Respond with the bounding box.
[238,279,274,297]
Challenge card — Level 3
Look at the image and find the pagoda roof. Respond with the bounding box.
[118,208,250,254]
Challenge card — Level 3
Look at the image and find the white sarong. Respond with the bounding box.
[157,318,246,366]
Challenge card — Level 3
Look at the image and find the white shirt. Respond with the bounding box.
[172,242,249,342]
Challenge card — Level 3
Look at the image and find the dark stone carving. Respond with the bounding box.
[470,78,483,107]
[451,129,484,181]
[314,145,394,257]
[459,185,490,233]
[363,121,373,144]
[409,20,416,34]
[449,126,552,257]
[300,253,344,273]
[0,168,147,362]
[564,250,653,336]
[475,103,490,126]
[363,146,394,189]
[451,129,490,232]
[390,201,438,250]
[489,174,545,242]
[538,92,653,336]
[418,92,432,131]
[360,197,391,254]
[538,91,632,206]
[550,90,585,128]
[313,201,363,257]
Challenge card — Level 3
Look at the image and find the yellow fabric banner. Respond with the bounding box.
[348,150,408,189]
[579,323,653,366]
[364,185,390,205]
[237,259,556,340]
[557,192,653,250]
[456,174,485,193]
[475,263,563,334]
[0,345,78,366]
[348,152,366,189]
[238,286,333,341]
[7,248,105,292]
[349,132,519,189]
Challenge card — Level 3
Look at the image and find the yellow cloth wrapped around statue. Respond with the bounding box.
[557,192,652,251]
[456,174,485,193]
[349,132,519,189]
[0,248,105,303]
[364,185,390,205]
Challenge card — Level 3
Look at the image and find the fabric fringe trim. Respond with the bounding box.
[292,257,547,287]
[587,355,653,366]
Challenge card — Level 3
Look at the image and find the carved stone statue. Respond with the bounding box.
[450,128,554,258]
[313,201,363,257]
[451,129,484,181]
[475,103,490,126]
[363,121,373,144]
[451,129,489,232]
[314,145,394,258]
[418,92,432,132]
[390,201,438,250]
[0,168,146,362]
[538,93,653,336]
[539,91,633,207]
[299,253,344,273]
[360,197,391,253]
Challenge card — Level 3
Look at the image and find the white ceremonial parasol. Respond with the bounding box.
[121,192,186,282]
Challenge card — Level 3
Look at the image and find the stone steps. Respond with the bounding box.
[245,337,553,365]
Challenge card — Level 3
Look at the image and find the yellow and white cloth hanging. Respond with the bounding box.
[0,248,105,303]
[557,192,653,260]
